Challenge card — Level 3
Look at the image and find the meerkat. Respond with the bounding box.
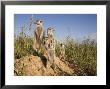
[47,27,56,60]
[43,38,52,68]
[44,29,56,69]
[59,43,65,61]
[33,20,44,53]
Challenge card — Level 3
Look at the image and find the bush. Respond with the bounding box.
[14,35,35,59]
[62,37,97,76]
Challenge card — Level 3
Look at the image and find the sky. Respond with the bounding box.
[14,14,97,42]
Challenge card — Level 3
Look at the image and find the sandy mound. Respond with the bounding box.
[14,55,74,76]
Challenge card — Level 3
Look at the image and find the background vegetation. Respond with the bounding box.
[14,30,97,76]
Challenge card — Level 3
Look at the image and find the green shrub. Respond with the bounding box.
[61,37,97,76]
[14,35,34,59]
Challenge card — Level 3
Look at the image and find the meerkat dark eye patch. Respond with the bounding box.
[40,21,43,23]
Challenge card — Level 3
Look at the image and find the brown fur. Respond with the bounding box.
[60,44,65,60]
[44,37,56,68]
[47,27,55,38]
[33,20,43,51]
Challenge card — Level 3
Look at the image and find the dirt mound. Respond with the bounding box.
[14,55,74,76]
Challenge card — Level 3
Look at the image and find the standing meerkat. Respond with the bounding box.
[33,20,44,52]
[59,43,65,61]
[43,27,56,69]
[47,27,56,60]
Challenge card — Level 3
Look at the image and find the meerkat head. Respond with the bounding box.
[34,19,43,26]
[47,27,55,38]
[48,27,55,32]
